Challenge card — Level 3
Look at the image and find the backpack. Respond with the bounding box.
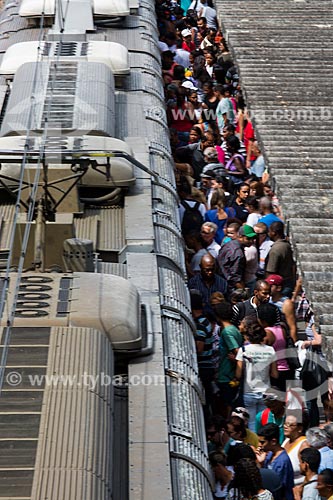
[261,408,271,426]
[181,200,204,235]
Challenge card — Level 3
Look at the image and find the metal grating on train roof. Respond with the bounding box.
[162,314,197,366]
[170,436,214,500]
[115,92,168,141]
[152,183,180,228]
[166,377,206,448]
[105,29,159,60]
[217,0,333,350]
[97,262,128,278]
[0,28,39,53]
[0,204,14,250]
[31,326,114,499]
[74,213,99,250]
[113,382,129,500]
[123,70,164,101]
[85,207,125,253]
[0,326,51,498]
[129,52,162,78]
[158,257,190,316]
[154,216,186,274]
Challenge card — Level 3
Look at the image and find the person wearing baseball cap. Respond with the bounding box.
[239,225,259,295]
[255,389,286,444]
[181,28,195,52]
[265,274,283,287]
[265,274,297,343]
[238,224,257,239]
[231,407,259,448]
[217,224,257,295]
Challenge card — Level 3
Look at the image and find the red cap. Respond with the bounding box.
[265,274,283,286]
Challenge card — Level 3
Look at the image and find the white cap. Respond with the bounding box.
[181,80,197,90]
[181,28,192,38]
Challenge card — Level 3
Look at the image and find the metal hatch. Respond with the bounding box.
[0,41,130,77]
[0,61,115,137]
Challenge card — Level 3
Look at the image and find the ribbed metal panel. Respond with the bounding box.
[153,183,180,229]
[162,314,197,366]
[170,436,214,500]
[85,207,125,252]
[154,215,185,273]
[0,1,18,20]
[0,13,29,39]
[217,0,333,343]
[0,326,50,498]
[32,469,109,499]
[150,151,176,187]
[171,459,214,500]
[129,52,162,80]
[158,258,189,315]
[105,29,159,61]
[124,70,164,101]
[166,377,206,448]
[0,28,40,54]
[98,262,127,278]
[31,326,113,499]
[113,382,129,500]
[74,213,99,250]
[0,203,14,250]
[115,92,168,141]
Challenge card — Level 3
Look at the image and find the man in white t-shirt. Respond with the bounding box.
[235,323,278,431]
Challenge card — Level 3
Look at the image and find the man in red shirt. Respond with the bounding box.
[181,28,195,52]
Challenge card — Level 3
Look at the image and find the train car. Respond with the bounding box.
[0,0,214,499]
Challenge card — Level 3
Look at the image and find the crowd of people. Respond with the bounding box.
[155,1,333,499]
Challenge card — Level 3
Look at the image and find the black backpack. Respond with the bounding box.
[181,200,204,235]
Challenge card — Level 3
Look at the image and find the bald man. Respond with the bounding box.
[188,253,227,313]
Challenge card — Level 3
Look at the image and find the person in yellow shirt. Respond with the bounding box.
[231,407,259,448]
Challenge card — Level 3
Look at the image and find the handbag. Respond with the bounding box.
[282,324,301,370]
[300,345,329,391]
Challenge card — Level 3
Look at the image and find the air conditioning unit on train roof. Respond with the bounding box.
[0,60,116,137]
[0,272,144,350]
[0,135,136,189]
[0,41,130,78]
[19,0,130,17]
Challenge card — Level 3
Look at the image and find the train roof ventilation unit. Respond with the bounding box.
[19,0,130,18]
[0,272,150,352]
[0,60,115,137]
[0,41,130,78]
[0,135,136,188]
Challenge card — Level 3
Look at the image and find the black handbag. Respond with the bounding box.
[283,324,301,370]
[300,345,329,391]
